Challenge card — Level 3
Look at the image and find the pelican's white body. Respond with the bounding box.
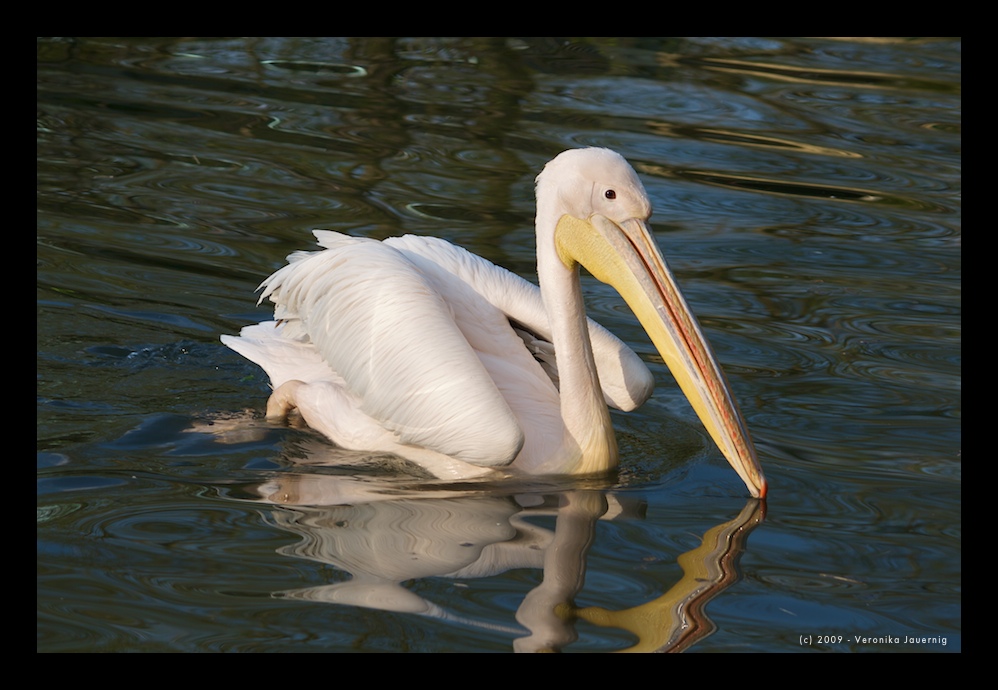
[223,230,653,479]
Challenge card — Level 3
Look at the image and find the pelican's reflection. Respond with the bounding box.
[248,468,764,652]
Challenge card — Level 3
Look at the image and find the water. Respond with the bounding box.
[37,37,960,652]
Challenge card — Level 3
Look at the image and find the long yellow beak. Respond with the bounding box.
[555,214,767,498]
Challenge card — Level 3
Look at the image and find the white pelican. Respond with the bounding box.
[222,148,767,498]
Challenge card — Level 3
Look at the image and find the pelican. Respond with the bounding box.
[222,148,767,498]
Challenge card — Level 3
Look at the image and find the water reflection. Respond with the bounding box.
[237,443,764,653]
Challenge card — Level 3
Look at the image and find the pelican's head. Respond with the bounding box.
[536,147,652,230]
[536,148,767,498]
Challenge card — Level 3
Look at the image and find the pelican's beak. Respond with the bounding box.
[554,214,767,499]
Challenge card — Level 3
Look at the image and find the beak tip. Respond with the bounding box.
[756,477,768,500]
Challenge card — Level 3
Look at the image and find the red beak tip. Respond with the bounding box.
[757,479,769,500]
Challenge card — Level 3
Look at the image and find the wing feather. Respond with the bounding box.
[258,233,524,466]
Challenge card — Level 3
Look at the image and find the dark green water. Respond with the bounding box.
[38,37,960,652]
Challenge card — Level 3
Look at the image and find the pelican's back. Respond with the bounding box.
[238,233,526,466]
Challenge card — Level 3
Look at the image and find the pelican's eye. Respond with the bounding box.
[604,189,616,200]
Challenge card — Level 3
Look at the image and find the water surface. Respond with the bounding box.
[38,37,960,652]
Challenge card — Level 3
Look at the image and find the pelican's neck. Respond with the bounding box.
[536,207,618,474]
